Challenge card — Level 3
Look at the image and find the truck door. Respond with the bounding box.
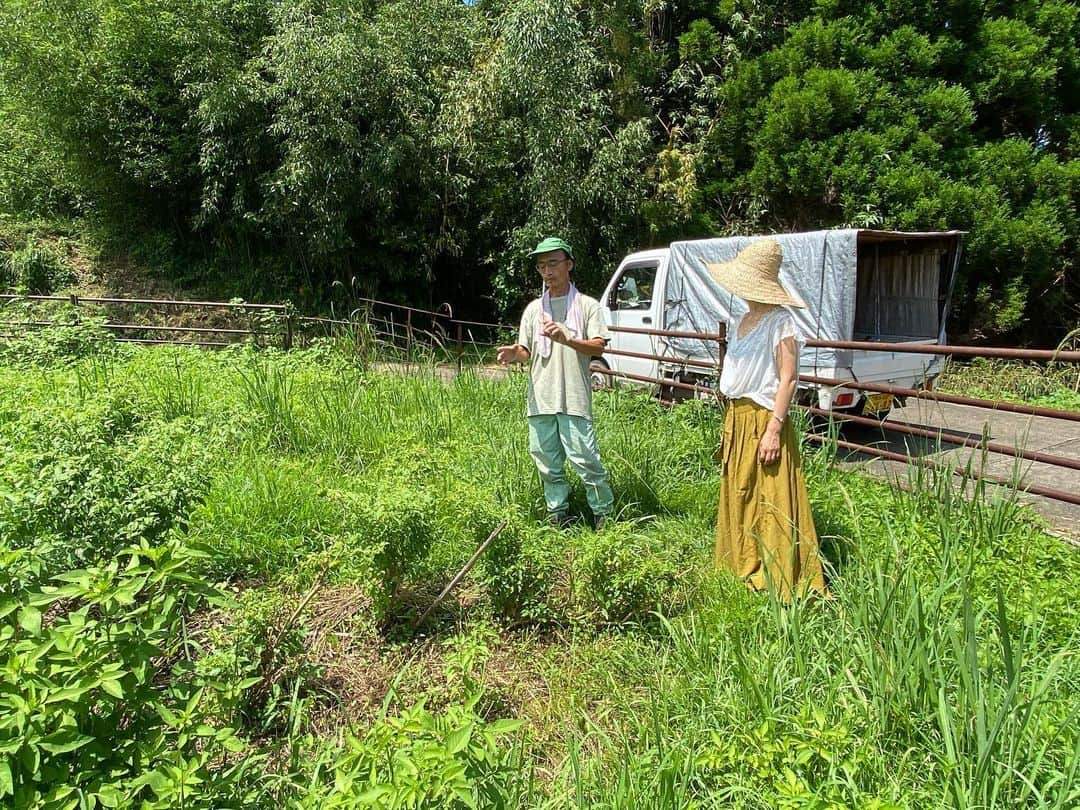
[606,260,662,382]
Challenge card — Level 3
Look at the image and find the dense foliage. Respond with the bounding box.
[0,0,1077,339]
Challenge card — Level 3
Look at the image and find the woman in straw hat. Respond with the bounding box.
[706,239,827,599]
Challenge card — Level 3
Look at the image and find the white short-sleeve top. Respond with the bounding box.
[718,307,803,412]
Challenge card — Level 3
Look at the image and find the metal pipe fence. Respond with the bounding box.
[603,346,719,370]
[799,374,1080,423]
[2,291,1076,508]
[590,365,720,397]
[0,293,288,311]
[0,293,291,347]
[804,338,1080,363]
[803,434,1080,507]
[805,406,1080,472]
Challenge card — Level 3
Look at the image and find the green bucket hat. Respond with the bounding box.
[527,236,574,259]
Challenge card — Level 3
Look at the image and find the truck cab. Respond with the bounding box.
[594,248,670,385]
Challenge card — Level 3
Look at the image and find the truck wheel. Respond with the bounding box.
[590,360,613,391]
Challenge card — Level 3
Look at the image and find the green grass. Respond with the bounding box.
[1,342,1077,808]
[938,357,1080,412]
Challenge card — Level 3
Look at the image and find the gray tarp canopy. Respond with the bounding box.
[663,229,962,372]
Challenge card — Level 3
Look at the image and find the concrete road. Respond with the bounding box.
[833,398,1080,539]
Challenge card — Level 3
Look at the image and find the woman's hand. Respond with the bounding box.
[758,423,782,465]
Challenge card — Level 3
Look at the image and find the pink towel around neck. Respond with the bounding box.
[537,283,585,359]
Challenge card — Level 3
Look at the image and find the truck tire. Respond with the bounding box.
[590,359,613,391]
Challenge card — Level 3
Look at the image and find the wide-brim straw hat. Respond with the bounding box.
[705,238,805,308]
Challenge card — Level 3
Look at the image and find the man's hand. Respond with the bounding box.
[540,320,572,344]
[758,424,782,465]
[496,344,528,365]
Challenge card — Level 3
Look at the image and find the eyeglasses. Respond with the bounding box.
[536,258,569,272]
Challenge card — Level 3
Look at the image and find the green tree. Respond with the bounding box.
[664,1,1079,341]
[0,0,1076,339]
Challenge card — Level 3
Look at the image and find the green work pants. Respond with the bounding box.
[527,413,614,518]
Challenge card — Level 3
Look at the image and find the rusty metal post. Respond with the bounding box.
[456,321,463,373]
[283,312,294,350]
[406,309,413,359]
[716,319,725,400]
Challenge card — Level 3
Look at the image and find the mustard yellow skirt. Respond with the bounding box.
[715,398,827,599]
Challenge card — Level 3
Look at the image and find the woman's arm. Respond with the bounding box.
[758,336,798,465]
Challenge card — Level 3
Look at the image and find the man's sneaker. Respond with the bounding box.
[592,513,609,532]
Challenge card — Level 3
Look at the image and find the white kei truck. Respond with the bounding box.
[592,229,965,417]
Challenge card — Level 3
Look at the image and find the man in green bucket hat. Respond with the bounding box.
[497,237,615,530]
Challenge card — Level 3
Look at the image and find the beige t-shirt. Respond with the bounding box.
[518,293,609,418]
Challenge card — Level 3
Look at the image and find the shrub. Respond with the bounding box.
[0,407,223,582]
[411,474,570,625]
[295,697,525,809]
[315,479,441,621]
[361,485,439,603]
[0,296,122,368]
[0,539,264,807]
[571,521,694,626]
[4,239,73,294]
[476,518,563,624]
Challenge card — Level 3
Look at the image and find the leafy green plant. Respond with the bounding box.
[694,709,885,809]
[441,623,501,699]
[571,522,692,626]
[0,407,222,581]
[4,239,72,294]
[361,485,439,605]
[0,317,117,367]
[296,696,527,809]
[476,518,562,624]
[0,540,264,808]
[196,586,323,735]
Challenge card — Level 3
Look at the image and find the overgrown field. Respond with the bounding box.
[938,356,1080,413]
[1,335,1078,809]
